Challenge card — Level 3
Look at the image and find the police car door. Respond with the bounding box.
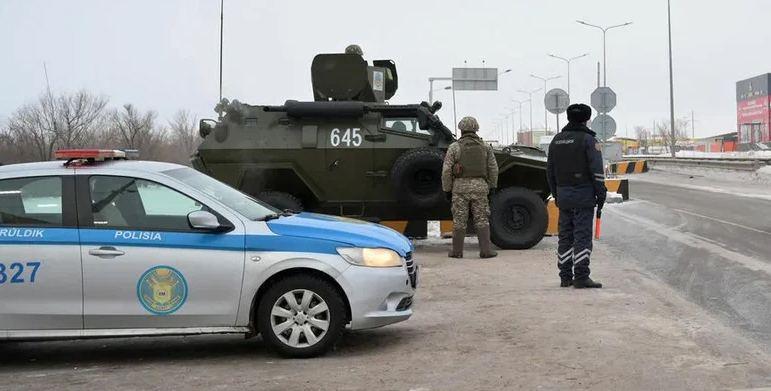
[0,174,82,330]
[77,174,245,329]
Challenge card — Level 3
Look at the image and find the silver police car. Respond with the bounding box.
[0,150,417,358]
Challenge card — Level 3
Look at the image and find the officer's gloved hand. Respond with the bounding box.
[597,197,606,212]
[445,192,452,202]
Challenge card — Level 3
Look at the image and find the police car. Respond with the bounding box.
[0,150,417,358]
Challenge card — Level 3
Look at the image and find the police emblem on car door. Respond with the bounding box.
[78,175,245,328]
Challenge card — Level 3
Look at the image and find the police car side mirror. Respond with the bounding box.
[188,211,228,232]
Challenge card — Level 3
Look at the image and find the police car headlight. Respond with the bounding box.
[337,248,403,268]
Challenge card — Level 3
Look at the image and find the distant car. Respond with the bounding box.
[0,149,417,358]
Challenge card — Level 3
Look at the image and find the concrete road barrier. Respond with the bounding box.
[609,160,649,174]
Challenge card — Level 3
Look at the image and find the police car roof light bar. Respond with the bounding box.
[54,149,128,166]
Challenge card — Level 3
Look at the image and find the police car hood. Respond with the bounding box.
[265,213,413,257]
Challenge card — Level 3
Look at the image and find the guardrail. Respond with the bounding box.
[625,156,769,171]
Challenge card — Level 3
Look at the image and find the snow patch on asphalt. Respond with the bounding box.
[607,207,771,277]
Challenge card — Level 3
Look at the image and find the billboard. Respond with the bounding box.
[452,68,499,91]
[736,73,771,147]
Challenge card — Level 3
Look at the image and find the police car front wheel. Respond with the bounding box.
[257,275,346,358]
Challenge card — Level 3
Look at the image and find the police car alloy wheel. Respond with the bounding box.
[257,275,346,358]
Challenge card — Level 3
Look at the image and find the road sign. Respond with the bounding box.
[591,87,617,113]
[593,113,617,141]
[452,68,499,91]
[544,88,570,114]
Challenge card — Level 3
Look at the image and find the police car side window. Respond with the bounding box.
[89,176,205,232]
[0,176,63,227]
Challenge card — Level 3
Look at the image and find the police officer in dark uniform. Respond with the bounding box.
[547,104,606,289]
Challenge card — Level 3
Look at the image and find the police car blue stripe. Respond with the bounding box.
[0,227,343,254]
[79,229,244,251]
[0,227,79,246]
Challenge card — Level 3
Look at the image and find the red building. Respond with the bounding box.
[736,74,771,149]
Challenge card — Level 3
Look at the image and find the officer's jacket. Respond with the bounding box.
[441,133,498,194]
[546,123,607,209]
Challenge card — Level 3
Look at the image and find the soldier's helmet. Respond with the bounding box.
[344,44,363,56]
[458,116,479,133]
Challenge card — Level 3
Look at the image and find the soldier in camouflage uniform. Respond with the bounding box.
[441,116,499,259]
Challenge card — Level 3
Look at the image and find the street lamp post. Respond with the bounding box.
[518,88,542,133]
[667,0,676,157]
[548,53,589,95]
[576,20,632,86]
[512,99,529,133]
[530,74,560,133]
[428,76,452,103]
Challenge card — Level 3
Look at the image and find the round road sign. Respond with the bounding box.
[592,113,617,141]
[544,88,570,114]
[590,87,617,113]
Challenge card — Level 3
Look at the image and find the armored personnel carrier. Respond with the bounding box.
[193,52,549,249]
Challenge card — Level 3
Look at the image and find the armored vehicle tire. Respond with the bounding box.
[489,187,548,250]
[258,191,303,212]
[257,274,347,358]
[390,148,445,209]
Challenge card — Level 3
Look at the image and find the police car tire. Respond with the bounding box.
[257,275,346,358]
[489,187,548,250]
[258,191,303,212]
[390,148,446,209]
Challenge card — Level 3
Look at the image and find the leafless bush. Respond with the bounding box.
[1,89,202,166]
[4,90,108,161]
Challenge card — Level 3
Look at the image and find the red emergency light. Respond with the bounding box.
[54,149,127,165]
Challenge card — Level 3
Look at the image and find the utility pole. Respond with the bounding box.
[691,110,695,139]
[667,0,676,157]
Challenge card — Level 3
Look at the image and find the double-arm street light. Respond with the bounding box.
[512,99,529,134]
[517,88,542,133]
[530,74,561,133]
[547,53,589,95]
[576,20,632,86]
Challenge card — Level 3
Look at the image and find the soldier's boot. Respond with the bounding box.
[574,277,603,289]
[477,226,498,259]
[448,229,465,258]
[560,279,573,288]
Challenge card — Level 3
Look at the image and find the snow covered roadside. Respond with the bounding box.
[630,170,771,202]
[629,150,771,159]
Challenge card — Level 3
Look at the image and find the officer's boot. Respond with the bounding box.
[448,229,465,258]
[477,226,498,259]
[574,277,603,289]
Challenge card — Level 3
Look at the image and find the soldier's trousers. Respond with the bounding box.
[451,191,490,231]
[557,207,595,280]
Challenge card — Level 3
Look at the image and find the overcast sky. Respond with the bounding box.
[1,0,769,142]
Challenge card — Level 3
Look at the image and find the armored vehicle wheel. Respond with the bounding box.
[390,148,445,209]
[489,187,548,250]
[257,274,346,358]
[258,191,303,212]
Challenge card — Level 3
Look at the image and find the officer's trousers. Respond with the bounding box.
[557,207,595,280]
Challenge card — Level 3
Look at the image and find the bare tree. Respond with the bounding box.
[57,91,109,148]
[5,90,108,161]
[634,126,650,152]
[656,118,688,155]
[167,110,200,164]
[107,104,163,158]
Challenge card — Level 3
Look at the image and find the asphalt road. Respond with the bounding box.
[602,174,771,351]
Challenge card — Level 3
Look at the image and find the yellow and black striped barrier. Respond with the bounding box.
[609,160,648,174]
[387,178,629,238]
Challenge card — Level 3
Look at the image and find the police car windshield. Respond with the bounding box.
[163,167,279,220]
